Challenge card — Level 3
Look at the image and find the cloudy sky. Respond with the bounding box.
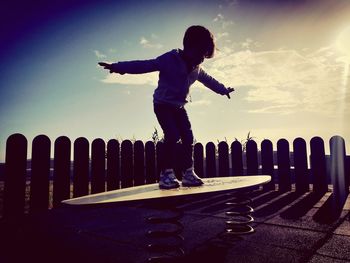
[1,0,350,161]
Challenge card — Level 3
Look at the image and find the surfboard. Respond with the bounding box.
[62,175,271,206]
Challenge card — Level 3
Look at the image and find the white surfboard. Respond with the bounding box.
[62,175,271,205]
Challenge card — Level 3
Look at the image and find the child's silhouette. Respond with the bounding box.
[99,25,234,189]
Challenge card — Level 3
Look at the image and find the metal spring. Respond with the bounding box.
[225,192,255,235]
[146,208,185,263]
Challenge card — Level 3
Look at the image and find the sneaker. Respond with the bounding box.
[159,169,180,189]
[182,168,204,187]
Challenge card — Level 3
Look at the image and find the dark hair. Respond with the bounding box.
[183,25,215,58]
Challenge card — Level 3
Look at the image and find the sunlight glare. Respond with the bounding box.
[335,26,350,147]
[336,26,350,59]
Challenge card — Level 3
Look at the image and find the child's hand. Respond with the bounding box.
[98,62,113,73]
[98,62,125,75]
[226,87,235,99]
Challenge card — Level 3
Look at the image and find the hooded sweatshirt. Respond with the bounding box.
[111,49,228,107]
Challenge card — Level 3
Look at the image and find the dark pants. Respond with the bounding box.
[154,103,194,171]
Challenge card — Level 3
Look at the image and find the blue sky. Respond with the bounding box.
[1,0,350,161]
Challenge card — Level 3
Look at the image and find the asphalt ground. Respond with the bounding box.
[1,187,349,263]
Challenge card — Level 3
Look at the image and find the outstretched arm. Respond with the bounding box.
[198,69,235,99]
[98,59,159,75]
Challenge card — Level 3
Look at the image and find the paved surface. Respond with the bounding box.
[1,188,349,263]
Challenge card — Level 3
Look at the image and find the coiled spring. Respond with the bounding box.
[225,192,255,235]
[146,208,185,263]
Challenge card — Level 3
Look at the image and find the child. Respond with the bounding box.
[99,25,234,189]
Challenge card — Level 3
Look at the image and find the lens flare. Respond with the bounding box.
[335,26,350,136]
[336,26,350,59]
[333,26,350,168]
[336,26,350,92]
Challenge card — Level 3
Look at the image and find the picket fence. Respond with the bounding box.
[1,133,349,220]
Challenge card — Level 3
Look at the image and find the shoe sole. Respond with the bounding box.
[159,184,180,190]
[182,182,204,187]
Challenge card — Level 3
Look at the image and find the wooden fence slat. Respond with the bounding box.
[121,140,133,188]
[4,134,27,219]
[261,139,275,191]
[277,139,291,192]
[107,139,120,190]
[53,136,71,207]
[145,141,156,184]
[329,136,348,208]
[231,141,243,176]
[134,140,145,186]
[194,143,204,178]
[293,138,309,193]
[218,141,229,177]
[246,140,258,175]
[91,138,106,194]
[205,142,216,178]
[30,135,51,213]
[73,137,90,197]
[310,137,328,194]
[3,133,350,220]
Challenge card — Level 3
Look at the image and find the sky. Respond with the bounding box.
[1,0,350,161]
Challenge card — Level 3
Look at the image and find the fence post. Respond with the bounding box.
[261,139,275,191]
[73,137,89,197]
[53,136,71,207]
[194,143,204,178]
[231,141,243,176]
[91,138,106,194]
[246,140,258,175]
[134,140,145,186]
[206,142,216,178]
[218,141,230,177]
[106,139,120,190]
[4,134,27,219]
[293,138,309,193]
[145,141,156,184]
[277,139,291,192]
[330,136,348,209]
[310,137,328,194]
[121,140,133,188]
[30,135,51,213]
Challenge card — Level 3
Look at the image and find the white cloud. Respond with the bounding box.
[140,36,163,49]
[219,0,238,10]
[206,45,348,115]
[213,13,224,22]
[246,86,298,105]
[140,37,148,45]
[217,32,229,41]
[101,72,158,86]
[248,104,298,115]
[213,13,235,29]
[241,38,253,49]
[93,50,107,59]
